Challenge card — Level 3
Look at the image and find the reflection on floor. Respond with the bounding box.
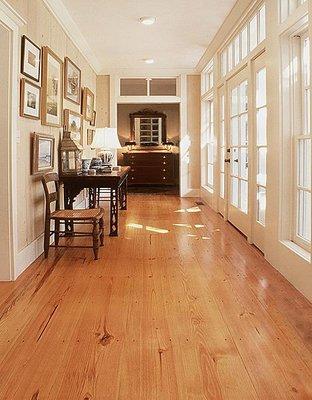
[128,185,179,195]
[1,193,312,399]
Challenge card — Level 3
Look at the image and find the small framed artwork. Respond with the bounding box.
[90,110,96,127]
[32,133,55,175]
[20,79,41,119]
[41,46,63,127]
[87,129,95,145]
[21,35,41,82]
[64,109,83,143]
[64,57,81,105]
[82,87,94,122]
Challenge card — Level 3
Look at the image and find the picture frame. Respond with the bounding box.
[20,78,41,120]
[41,46,63,127]
[21,35,41,82]
[90,110,96,127]
[82,87,94,122]
[87,129,95,146]
[64,57,81,105]
[64,109,83,143]
[32,133,55,175]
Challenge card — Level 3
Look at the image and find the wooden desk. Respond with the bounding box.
[60,166,130,236]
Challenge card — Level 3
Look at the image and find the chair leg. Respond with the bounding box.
[92,220,100,260]
[99,217,104,246]
[44,218,50,258]
[55,220,60,246]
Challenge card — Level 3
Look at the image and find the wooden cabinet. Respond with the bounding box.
[123,151,175,185]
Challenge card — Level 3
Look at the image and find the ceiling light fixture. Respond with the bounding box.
[139,16,156,25]
[143,58,155,64]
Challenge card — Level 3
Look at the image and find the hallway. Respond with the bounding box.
[0,194,312,399]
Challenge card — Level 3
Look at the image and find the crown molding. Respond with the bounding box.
[0,0,26,26]
[42,0,102,74]
[99,67,197,76]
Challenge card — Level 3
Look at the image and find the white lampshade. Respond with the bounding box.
[91,127,121,150]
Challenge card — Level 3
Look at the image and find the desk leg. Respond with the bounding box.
[120,178,128,210]
[110,188,119,236]
[88,188,97,208]
[64,186,74,235]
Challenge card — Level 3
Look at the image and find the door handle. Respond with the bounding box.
[234,159,239,162]
[224,158,230,163]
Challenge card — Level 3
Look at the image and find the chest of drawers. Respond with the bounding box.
[123,152,175,185]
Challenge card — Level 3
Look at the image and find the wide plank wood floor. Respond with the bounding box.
[1,194,312,399]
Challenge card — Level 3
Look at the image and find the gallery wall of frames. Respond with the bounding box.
[199,0,312,301]
[10,0,97,257]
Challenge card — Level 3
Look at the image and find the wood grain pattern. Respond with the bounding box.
[1,194,312,399]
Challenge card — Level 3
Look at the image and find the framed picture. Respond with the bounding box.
[64,57,81,105]
[64,109,83,143]
[87,129,95,145]
[41,46,63,127]
[20,79,41,120]
[90,110,96,127]
[82,87,94,122]
[32,133,55,175]
[21,35,41,82]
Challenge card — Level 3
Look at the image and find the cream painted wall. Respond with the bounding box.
[186,75,201,192]
[5,0,97,257]
[96,75,110,128]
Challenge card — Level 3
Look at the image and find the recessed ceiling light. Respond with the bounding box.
[139,16,156,25]
[143,58,155,64]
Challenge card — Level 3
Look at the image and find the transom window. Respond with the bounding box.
[202,61,214,95]
[280,0,307,23]
[220,5,266,78]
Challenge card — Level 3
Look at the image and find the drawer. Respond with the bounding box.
[124,153,173,166]
[128,165,174,185]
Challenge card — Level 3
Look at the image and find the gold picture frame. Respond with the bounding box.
[64,109,83,144]
[64,57,81,105]
[41,46,63,127]
[87,129,95,145]
[82,87,94,122]
[20,78,41,120]
[32,133,55,175]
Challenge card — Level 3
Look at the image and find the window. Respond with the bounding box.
[202,61,214,94]
[256,67,267,225]
[203,99,214,190]
[293,33,311,248]
[219,94,226,198]
[280,0,307,23]
[230,81,248,213]
[220,5,266,77]
[120,78,177,96]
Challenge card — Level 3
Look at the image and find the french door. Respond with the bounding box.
[227,68,250,237]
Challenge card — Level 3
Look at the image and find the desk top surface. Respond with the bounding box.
[60,166,130,184]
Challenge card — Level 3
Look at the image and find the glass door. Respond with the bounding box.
[227,68,250,236]
[218,86,227,216]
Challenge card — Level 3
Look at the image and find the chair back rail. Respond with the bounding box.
[42,172,60,217]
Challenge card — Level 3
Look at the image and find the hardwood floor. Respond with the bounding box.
[1,194,312,399]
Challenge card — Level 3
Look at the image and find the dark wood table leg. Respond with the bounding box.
[110,187,119,236]
[120,177,128,210]
[88,187,97,208]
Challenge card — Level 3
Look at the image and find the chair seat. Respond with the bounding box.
[51,208,104,220]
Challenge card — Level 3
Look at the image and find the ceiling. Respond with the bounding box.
[59,0,236,74]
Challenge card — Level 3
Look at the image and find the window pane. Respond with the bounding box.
[257,147,267,186]
[220,173,225,198]
[208,164,214,186]
[240,147,248,180]
[256,68,266,108]
[240,180,248,213]
[297,190,311,242]
[231,177,239,206]
[234,35,240,66]
[120,78,148,96]
[150,78,176,96]
[259,5,266,43]
[241,26,248,59]
[231,87,238,116]
[221,51,227,77]
[228,43,233,72]
[297,139,311,189]
[231,117,239,145]
[240,113,248,146]
[257,186,266,225]
[257,107,267,146]
[249,15,258,51]
[239,81,248,113]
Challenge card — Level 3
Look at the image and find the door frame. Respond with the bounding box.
[0,1,25,280]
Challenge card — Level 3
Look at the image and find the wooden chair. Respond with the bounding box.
[42,172,104,260]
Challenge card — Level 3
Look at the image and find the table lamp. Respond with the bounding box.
[91,127,121,167]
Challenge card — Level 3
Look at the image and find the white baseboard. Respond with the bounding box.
[180,188,201,197]
[15,233,45,278]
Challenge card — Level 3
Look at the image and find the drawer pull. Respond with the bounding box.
[163,162,166,165]
[131,177,134,180]
[163,169,166,172]
[163,177,166,180]
[163,156,167,159]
